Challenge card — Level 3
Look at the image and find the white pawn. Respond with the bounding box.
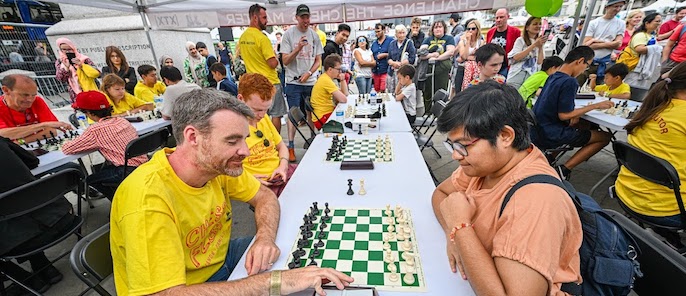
[402,239,412,251]
[383,236,391,250]
[389,271,399,282]
[403,273,416,285]
[396,231,405,241]
[385,204,392,216]
[387,263,397,273]
[387,224,395,232]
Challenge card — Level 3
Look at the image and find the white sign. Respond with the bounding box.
[150,11,220,29]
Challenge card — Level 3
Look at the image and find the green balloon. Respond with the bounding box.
[549,0,563,16]
[525,0,552,18]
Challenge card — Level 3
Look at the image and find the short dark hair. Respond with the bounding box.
[137,64,156,76]
[541,56,564,71]
[209,62,226,76]
[85,107,113,118]
[475,43,505,64]
[437,80,532,151]
[338,24,351,33]
[249,4,265,18]
[196,41,207,49]
[564,46,594,64]
[375,23,385,30]
[605,63,629,79]
[160,66,183,82]
[676,6,686,14]
[1,74,35,89]
[397,65,415,79]
[323,54,342,71]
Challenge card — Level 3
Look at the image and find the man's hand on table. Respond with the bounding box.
[244,235,281,275]
[281,266,354,295]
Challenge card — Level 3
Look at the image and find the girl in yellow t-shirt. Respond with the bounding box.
[615,62,686,248]
[101,74,154,116]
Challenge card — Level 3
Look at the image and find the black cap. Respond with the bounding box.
[605,0,626,6]
[296,4,310,16]
[449,13,461,21]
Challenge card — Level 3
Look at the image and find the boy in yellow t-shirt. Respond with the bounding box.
[590,63,631,100]
[238,73,297,197]
[310,54,349,129]
[134,64,166,103]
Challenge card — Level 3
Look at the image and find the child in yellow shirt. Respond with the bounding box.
[590,63,631,100]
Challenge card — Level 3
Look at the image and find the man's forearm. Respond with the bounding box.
[153,272,271,296]
[0,124,50,141]
[254,186,280,241]
[282,47,302,66]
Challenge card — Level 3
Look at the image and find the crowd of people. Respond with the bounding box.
[2,0,686,295]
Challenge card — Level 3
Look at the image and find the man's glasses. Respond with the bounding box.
[333,67,342,72]
[466,27,478,31]
[443,137,480,157]
[255,130,270,147]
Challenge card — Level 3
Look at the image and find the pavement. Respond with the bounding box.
[7,91,670,295]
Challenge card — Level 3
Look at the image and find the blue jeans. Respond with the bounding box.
[87,165,131,200]
[224,64,234,83]
[594,54,612,80]
[205,236,254,282]
[627,208,684,228]
[355,76,372,94]
[285,84,313,111]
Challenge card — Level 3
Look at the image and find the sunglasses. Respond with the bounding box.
[443,137,480,157]
[466,27,478,31]
[358,38,366,42]
[255,130,270,147]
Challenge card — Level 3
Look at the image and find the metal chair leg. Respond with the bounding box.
[591,165,619,201]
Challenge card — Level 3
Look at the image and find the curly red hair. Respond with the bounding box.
[238,73,275,102]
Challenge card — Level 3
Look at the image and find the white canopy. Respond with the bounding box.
[47,0,522,28]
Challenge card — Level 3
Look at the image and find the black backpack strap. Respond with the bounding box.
[499,174,566,218]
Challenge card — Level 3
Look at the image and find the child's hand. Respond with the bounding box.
[589,74,597,80]
[598,91,606,96]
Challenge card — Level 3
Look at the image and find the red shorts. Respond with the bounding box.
[372,73,387,92]
[313,113,332,129]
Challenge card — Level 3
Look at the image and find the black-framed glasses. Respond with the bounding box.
[443,137,480,157]
[333,67,342,72]
[255,130,270,147]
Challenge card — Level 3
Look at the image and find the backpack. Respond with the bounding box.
[500,174,643,296]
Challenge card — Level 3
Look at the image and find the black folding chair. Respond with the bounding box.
[416,99,446,158]
[412,89,449,135]
[70,223,112,296]
[288,106,314,148]
[609,141,686,230]
[605,210,686,295]
[527,109,574,166]
[0,169,85,296]
[68,113,79,129]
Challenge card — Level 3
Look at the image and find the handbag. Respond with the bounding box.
[617,33,648,71]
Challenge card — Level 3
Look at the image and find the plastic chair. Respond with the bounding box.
[629,86,648,102]
[70,223,112,296]
[288,107,314,148]
[609,141,686,230]
[605,210,686,295]
[122,128,169,178]
[0,169,85,295]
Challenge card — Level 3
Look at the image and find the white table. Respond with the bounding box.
[574,98,641,131]
[30,118,171,175]
[229,133,475,295]
[326,95,412,134]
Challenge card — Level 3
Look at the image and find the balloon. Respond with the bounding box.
[549,0,563,16]
[525,0,552,18]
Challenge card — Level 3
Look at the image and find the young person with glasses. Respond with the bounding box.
[237,73,297,197]
[310,54,348,129]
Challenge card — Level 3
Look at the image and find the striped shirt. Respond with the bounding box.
[61,117,147,167]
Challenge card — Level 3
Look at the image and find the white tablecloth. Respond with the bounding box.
[228,133,475,295]
[574,99,641,131]
[326,95,412,134]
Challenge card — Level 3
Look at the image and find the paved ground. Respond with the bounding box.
[7,92,672,295]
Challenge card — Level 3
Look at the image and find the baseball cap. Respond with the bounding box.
[450,13,461,21]
[605,0,625,7]
[296,4,310,16]
[72,91,111,111]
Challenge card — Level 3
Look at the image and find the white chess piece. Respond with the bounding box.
[396,231,405,241]
[403,273,416,285]
[387,224,395,232]
[383,236,391,250]
[389,271,399,282]
[358,179,366,195]
[388,263,397,273]
[385,204,392,216]
[402,239,412,251]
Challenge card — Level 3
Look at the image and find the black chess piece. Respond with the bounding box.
[313,202,319,213]
[318,231,326,239]
[312,247,320,257]
[315,238,325,248]
[308,259,318,266]
[288,261,297,269]
[320,221,327,230]
[347,179,354,195]
[358,124,362,135]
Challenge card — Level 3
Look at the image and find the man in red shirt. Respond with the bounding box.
[661,21,686,75]
[659,7,686,38]
[486,8,522,78]
[0,74,72,143]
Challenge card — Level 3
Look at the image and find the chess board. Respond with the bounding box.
[285,206,426,292]
[125,110,163,122]
[20,130,80,151]
[325,136,393,162]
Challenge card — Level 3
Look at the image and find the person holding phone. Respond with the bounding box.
[237,73,297,197]
[54,38,100,103]
[506,17,546,89]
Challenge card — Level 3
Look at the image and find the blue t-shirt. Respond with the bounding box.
[371,36,394,75]
[531,71,578,148]
[421,34,456,55]
[217,78,238,96]
[218,48,231,65]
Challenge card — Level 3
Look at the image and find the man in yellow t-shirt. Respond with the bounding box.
[133,64,166,103]
[310,54,348,129]
[238,4,287,140]
[110,88,353,295]
[237,73,297,197]
[589,63,631,99]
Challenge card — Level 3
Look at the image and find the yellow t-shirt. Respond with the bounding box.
[615,99,686,216]
[594,82,630,96]
[107,92,149,116]
[239,27,280,84]
[134,81,167,103]
[316,28,327,48]
[110,148,261,296]
[310,74,339,120]
[243,115,282,177]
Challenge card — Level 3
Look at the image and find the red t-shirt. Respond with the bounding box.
[0,95,58,129]
[659,19,680,35]
[669,24,686,63]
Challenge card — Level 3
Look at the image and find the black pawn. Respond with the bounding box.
[347,179,354,195]
[288,261,297,269]
[319,221,327,230]
[313,202,319,213]
[315,238,325,248]
[312,247,321,257]
[358,124,362,135]
[318,231,327,239]
[308,259,318,266]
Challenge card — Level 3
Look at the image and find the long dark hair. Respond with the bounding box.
[625,62,686,133]
[632,12,660,37]
[356,36,369,50]
[105,46,130,73]
[523,17,540,46]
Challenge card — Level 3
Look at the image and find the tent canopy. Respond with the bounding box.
[48,0,518,28]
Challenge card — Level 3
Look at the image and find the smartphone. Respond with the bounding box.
[543,29,552,37]
[66,52,76,65]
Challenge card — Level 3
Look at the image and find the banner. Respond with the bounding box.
[150,11,220,29]
[345,0,494,21]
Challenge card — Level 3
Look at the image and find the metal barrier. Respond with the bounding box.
[1,22,56,75]
[0,74,71,108]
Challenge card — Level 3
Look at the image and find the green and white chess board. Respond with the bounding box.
[286,206,425,292]
[325,136,393,162]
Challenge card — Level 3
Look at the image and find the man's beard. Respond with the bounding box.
[198,141,245,177]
